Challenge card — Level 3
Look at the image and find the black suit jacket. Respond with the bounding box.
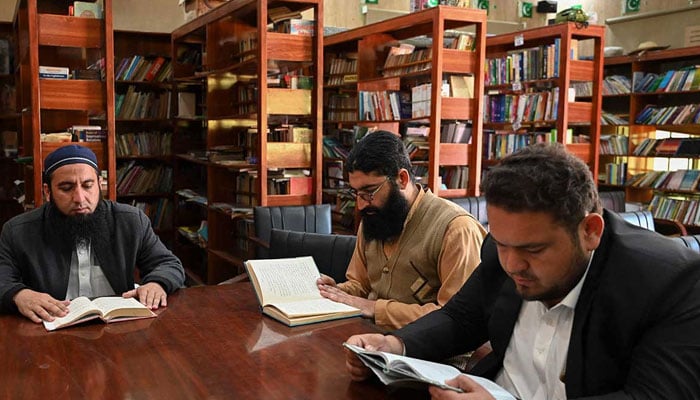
[394,210,700,399]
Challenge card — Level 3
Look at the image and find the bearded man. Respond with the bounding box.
[0,145,185,323]
[316,131,486,329]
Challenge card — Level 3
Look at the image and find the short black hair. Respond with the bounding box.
[480,143,601,235]
[346,131,414,180]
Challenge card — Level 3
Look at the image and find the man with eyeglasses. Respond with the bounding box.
[317,131,487,329]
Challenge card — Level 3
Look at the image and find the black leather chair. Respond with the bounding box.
[615,210,687,236]
[252,204,332,259]
[450,196,488,229]
[616,210,655,230]
[268,229,356,283]
[673,234,700,252]
[599,191,626,212]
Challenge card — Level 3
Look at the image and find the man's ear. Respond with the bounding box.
[42,183,51,202]
[581,213,604,251]
[397,168,411,189]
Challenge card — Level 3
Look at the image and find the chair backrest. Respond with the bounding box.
[673,234,700,252]
[253,204,332,258]
[269,229,356,283]
[450,196,488,228]
[599,191,626,212]
[616,210,655,231]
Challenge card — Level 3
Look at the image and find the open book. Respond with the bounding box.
[43,296,156,331]
[343,343,516,399]
[244,256,361,326]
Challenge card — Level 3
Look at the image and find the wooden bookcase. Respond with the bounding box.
[0,22,23,225]
[600,46,700,231]
[483,22,604,180]
[171,0,324,284]
[323,6,487,233]
[113,30,174,246]
[15,0,116,207]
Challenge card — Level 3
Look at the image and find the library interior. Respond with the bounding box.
[2,0,700,398]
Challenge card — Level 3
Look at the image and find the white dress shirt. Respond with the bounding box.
[495,252,594,400]
[65,239,116,299]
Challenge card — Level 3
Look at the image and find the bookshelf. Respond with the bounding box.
[323,6,487,233]
[113,30,174,246]
[600,45,700,231]
[15,0,116,207]
[0,22,23,225]
[170,0,324,284]
[483,22,604,181]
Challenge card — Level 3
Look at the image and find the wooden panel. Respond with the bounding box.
[267,32,312,62]
[267,194,313,206]
[39,79,105,110]
[267,88,311,115]
[442,49,476,73]
[266,142,311,168]
[569,60,594,82]
[438,143,469,165]
[566,143,591,164]
[441,97,473,120]
[568,101,593,124]
[38,14,103,48]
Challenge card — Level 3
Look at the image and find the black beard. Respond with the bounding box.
[360,182,411,242]
[47,200,110,246]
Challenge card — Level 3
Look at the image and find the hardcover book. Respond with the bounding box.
[245,256,361,326]
[43,296,156,331]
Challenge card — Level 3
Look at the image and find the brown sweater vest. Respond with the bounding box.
[365,190,467,305]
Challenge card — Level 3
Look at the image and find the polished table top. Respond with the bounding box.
[0,283,425,399]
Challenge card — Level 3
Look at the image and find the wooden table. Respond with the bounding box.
[0,284,424,399]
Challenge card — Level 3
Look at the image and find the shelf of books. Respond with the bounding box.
[15,0,116,207]
[113,31,175,246]
[0,22,23,225]
[483,22,604,181]
[599,45,700,232]
[323,6,487,232]
[170,0,323,284]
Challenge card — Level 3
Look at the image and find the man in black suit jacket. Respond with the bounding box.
[343,143,700,399]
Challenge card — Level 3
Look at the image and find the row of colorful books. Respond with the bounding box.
[626,169,700,192]
[115,56,171,83]
[116,131,172,157]
[116,161,172,195]
[634,103,700,126]
[632,67,700,93]
[649,194,700,227]
[483,88,560,124]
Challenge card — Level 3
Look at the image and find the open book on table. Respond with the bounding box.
[244,255,361,326]
[43,296,156,332]
[343,343,516,399]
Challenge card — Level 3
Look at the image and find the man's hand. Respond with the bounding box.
[319,283,375,318]
[344,334,405,381]
[122,282,167,309]
[428,375,497,400]
[13,289,70,323]
[316,274,336,288]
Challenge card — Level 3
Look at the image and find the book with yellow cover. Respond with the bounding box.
[245,256,361,326]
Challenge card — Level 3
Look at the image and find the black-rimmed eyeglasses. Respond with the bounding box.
[343,177,390,203]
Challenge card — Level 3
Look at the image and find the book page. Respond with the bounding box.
[43,296,101,331]
[247,256,323,304]
[343,343,515,399]
[270,297,360,318]
[91,296,153,319]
